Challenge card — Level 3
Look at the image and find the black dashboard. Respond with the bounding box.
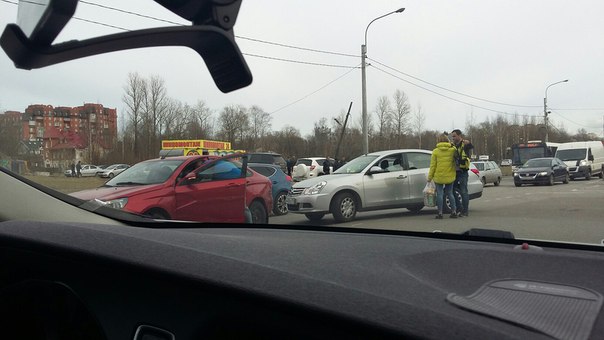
[1,220,603,339]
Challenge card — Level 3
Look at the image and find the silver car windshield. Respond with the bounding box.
[333,155,378,174]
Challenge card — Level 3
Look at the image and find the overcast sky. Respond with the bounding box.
[1,0,603,138]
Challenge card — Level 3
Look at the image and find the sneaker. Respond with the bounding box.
[435,214,443,219]
[449,213,457,218]
[456,212,463,217]
[462,212,469,217]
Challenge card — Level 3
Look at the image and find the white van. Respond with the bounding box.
[555,141,604,180]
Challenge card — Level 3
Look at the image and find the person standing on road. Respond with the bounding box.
[286,157,294,176]
[322,157,331,175]
[76,160,82,177]
[70,162,76,178]
[428,134,457,219]
[450,129,474,217]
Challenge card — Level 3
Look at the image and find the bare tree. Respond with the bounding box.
[190,100,214,139]
[122,72,146,160]
[142,75,169,158]
[391,89,411,147]
[218,105,248,147]
[248,105,272,150]
[412,102,426,148]
[375,96,392,150]
[163,99,187,139]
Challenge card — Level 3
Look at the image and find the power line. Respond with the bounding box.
[550,110,596,129]
[237,36,358,58]
[371,64,541,119]
[72,17,130,31]
[79,1,360,59]
[243,53,358,69]
[269,64,360,115]
[550,107,604,111]
[368,57,543,108]
[80,0,184,26]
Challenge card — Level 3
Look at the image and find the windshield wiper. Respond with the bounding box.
[114,181,146,186]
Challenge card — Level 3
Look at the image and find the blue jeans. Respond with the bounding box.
[454,171,469,214]
[435,183,455,214]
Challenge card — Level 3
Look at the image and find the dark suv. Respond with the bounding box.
[247,152,287,173]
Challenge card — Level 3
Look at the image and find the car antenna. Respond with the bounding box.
[161,147,181,159]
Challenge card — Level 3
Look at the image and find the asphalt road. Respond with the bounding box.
[271,176,604,245]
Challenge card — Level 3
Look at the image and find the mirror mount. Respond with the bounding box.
[1,24,252,93]
[154,0,242,30]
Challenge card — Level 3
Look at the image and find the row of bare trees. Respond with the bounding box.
[103,72,601,165]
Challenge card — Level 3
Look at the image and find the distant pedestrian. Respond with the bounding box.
[76,160,82,177]
[322,157,331,175]
[70,162,76,178]
[286,157,294,176]
[333,158,341,171]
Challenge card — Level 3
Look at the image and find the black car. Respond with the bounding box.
[514,157,570,186]
[246,152,287,174]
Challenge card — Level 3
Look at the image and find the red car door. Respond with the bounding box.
[174,157,246,223]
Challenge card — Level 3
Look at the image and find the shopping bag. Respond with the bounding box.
[423,181,436,207]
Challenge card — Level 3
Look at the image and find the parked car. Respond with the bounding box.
[292,157,334,181]
[471,161,503,186]
[71,155,272,223]
[287,149,483,222]
[513,157,570,186]
[98,164,130,178]
[246,152,287,174]
[500,159,512,166]
[249,163,292,215]
[64,164,102,177]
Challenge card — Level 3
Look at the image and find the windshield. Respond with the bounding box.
[523,159,552,168]
[333,155,378,174]
[556,149,587,161]
[105,159,184,186]
[512,147,547,165]
[1,1,604,246]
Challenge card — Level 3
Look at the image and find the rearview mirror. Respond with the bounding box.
[16,0,77,45]
[1,0,252,93]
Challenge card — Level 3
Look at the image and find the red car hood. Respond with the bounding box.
[71,184,163,201]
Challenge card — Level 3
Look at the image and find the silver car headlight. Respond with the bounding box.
[303,181,327,195]
[579,160,588,166]
[513,172,519,177]
[538,171,548,176]
[96,198,128,209]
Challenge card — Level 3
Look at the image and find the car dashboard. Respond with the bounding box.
[1,220,604,339]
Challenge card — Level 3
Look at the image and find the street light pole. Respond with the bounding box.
[544,79,568,142]
[361,8,405,154]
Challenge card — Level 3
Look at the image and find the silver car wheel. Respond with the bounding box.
[274,192,288,215]
[340,196,355,218]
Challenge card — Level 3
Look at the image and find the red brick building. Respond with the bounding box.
[1,103,117,169]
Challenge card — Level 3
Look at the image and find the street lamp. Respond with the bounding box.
[544,79,568,142]
[361,7,405,154]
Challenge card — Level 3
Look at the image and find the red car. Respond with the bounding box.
[70,154,272,224]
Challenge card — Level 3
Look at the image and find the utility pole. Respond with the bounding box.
[361,8,405,154]
[544,79,568,142]
[334,102,353,161]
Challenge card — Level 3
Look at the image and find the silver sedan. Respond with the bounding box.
[286,149,483,222]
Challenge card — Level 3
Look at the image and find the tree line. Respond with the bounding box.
[101,72,603,165]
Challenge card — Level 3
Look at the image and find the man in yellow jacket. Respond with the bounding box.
[428,134,457,219]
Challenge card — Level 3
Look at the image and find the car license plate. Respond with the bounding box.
[286,197,296,205]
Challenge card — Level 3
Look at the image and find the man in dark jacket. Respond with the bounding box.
[322,158,331,175]
[451,129,473,217]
